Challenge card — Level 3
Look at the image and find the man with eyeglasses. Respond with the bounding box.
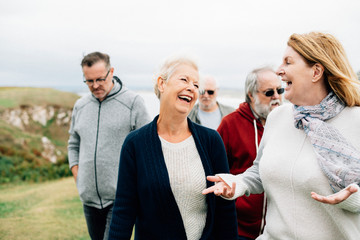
[68,52,150,240]
[217,66,283,240]
[188,75,234,130]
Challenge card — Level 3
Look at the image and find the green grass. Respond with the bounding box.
[0,87,80,111]
[0,87,76,155]
[0,92,74,184]
[0,99,15,108]
[0,177,89,240]
[0,87,134,238]
[0,178,135,239]
[0,190,40,218]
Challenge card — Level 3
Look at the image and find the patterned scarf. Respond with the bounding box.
[293,92,360,192]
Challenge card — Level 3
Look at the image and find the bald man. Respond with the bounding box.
[188,75,234,130]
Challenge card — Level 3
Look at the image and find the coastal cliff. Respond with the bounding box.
[0,87,80,183]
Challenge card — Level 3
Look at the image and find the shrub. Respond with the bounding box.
[0,154,72,184]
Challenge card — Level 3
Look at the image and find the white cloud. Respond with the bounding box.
[0,0,359,91]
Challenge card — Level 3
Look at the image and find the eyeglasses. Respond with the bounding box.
[83,70,110,86]
[200,89,215,95]
[259,88,285,97]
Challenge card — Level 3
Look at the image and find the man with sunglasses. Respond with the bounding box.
[68,52,150,240]
[188,75,234,129]
[217,67,283,240]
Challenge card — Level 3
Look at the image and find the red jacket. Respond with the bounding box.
[217,102,266,239]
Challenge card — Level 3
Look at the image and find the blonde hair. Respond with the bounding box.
[288,32,360,106]
[153,55,199,99]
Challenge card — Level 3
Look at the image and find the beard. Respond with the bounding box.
[254,95,281,119]
[200,97,217,111]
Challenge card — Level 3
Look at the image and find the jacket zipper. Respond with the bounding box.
[94,102,103,208]
[91,79,122,208]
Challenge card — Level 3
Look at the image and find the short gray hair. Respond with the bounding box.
[199,75,218,93]
[245,66,275,103]
[153,55,198,99]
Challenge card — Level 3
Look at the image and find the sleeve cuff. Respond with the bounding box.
[336,183,360,213]
[216,173,250,200]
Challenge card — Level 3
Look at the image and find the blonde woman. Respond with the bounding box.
[109,56,238,240]
[203,32,360,239]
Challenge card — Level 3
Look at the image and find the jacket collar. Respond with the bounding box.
[91,76,123,102]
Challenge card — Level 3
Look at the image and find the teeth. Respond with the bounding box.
[179,96,191,102]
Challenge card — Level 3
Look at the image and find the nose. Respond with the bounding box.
[92,81,100,88]
[187,82,196,92]
[272,91,280,99]
[276,66,284,76]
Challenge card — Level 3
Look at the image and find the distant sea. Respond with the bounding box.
[77,89,244,119]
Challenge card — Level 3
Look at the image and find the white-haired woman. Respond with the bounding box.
[203,32,360,239]
[108,56,238,240]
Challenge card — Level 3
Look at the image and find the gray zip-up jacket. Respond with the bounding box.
[68,78,150,209]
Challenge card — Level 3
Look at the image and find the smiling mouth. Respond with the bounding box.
[178,95,192,102]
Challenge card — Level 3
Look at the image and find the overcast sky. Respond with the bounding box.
[1,0,359,92]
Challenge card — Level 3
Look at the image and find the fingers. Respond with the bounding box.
[203,175,236,198]
[222,182,236,198]
[202,183,227,196]
[204,182,235,198]
[214,183,230,196]
[222,186,231,198]
[202,175,222,195]
[311,192,325,202]
[311,191,342,204]
[202,185,218,195]
[206,175,221,183]
[348,185,358,193]
[311,185,357,204]
[230,182,236,196]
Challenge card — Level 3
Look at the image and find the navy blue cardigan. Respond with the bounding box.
[108,116,237,240]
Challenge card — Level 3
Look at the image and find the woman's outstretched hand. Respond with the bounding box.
[311,184,358,204]
[202,175,236,198]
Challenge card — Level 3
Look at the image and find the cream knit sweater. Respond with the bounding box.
[160,136,207,240]
[220,104,360,240]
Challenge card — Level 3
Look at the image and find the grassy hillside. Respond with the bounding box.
[0,87,79,111]
[0,177,89,240]
[0,87,80,183]
[0,88,134,239]
[0,177,135,240]
[0,119,70,183]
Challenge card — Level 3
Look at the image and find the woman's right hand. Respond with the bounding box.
[202,175,236,198]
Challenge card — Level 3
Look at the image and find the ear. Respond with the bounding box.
[157,77,166,93]
[109,67,115,77]
[312,63,324,83]
[248,91,255,103]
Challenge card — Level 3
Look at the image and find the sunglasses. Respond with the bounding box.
[260,88,285,97]
[200,89,215,95]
